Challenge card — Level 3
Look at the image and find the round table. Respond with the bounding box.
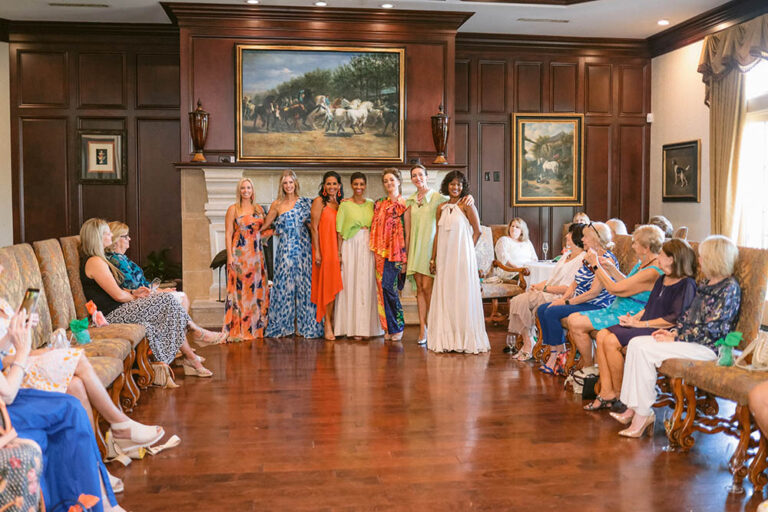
[526,260,558,286]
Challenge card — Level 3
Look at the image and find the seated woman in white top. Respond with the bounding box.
[493,217,538,281]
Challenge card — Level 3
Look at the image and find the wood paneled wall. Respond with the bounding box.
[455,35,651,255]
[164,5,471,165]
[8,24,182,266]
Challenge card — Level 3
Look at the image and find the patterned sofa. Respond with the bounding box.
[475,225,530,324]
[0,239,151,456]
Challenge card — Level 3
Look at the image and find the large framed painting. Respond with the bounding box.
[236,45,405,163]
[662,140,701,202]
[512,114,584,207]
[77,130,126,184]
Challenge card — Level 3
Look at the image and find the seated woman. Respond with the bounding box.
[611,235,741,437]
[106,221,224,344]
[572,212,589,225]
[566,225,665,367]
[492,218,538,281]
[649,215,674,239]
[536,222,618,374]
[80,218,212,377]
[1,308,125,511]
[504,223,586,360]
[583,239,698,411]
[0,403,43,512]
[606,218,628,238]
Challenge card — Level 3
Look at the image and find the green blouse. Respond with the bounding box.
[336,198,374,240]
[405,188,447,276]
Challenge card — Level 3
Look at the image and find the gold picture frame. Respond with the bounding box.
[511,113,584,207]
[236,44,406,163]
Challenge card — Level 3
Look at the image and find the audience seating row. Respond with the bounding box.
[0,236,155,455]
[520,232,768,494]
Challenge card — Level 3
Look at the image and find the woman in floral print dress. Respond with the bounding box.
[223,178,270,341]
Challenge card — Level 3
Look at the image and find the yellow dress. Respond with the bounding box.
[0,299,82,393]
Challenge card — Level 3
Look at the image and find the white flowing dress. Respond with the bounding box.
[334,229,384,337]
[427,203,490,354]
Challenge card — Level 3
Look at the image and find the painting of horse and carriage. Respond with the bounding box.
[236,45,405,163]
[512,114,584,207]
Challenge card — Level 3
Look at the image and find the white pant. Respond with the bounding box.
[620,336,717,416]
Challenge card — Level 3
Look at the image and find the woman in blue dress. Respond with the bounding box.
[1,310,123,512]
[261,170,324,338]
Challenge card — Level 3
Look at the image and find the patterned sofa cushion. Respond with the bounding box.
[0,245,53,349]
[481,282,523,299]
[681,361,767,405]
[87,356,123,388]
[59,235,88,320]
[81,337,132,361]
[475,226,494,277]
[32,239,77,331]
[90,323,146,348]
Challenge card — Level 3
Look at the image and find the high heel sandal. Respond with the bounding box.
[583,395,617,411]
[190,327,227,346]
[391,331,403,341]
[110,420,165,452]
[609,410,634,425]
[618,412,655,438]
[182,358,213,378]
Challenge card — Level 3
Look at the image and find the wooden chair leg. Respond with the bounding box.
[664,377,685,449]
[563,332,578,374]
[728,404,751,494]
[532,314,545,362]
[93,408,107,458]
[749,429,768,492]
[133,338,155,389]
[678,382,698,452]
[109,373,125,409]
[120,348,140,412]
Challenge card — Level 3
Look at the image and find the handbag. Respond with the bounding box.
[151,362,179,388]
[735,331,768,371]
[565,365,599,395]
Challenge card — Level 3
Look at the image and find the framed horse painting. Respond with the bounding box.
[511,114,584,207]
[662,140,700,202]
[236,44,405,163]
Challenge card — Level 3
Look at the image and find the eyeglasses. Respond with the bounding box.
[587,222,605,245]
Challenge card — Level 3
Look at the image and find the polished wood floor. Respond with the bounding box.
[115,326,764,511]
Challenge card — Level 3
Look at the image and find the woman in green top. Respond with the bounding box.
[334,172,385,339]
[406,164,473,344]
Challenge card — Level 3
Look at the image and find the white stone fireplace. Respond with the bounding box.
[178,164,454,326]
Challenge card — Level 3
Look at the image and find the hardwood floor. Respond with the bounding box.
[115,326,764,511]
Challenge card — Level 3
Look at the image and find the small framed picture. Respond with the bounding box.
[78,130,126,184]
[662,140,700,202]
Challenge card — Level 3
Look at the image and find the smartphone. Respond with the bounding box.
[18,288,40,316]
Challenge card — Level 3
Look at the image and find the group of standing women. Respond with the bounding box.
[222,166,490,354]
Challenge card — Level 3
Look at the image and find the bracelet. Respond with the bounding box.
[10,361,28,375]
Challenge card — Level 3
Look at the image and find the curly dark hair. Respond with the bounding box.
[569,222,586,249]
[318,171,344,205]
[439,170,469,198]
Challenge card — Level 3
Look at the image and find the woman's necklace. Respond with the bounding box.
[639,256,658,270]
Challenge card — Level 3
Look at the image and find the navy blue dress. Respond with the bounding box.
[3,362,116,512]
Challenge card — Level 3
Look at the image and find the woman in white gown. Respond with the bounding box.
[427,171,490,354]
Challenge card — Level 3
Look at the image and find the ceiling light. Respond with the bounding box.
[245,0,259,3]
[657,19,670,26]
[381,3,394,7]
[315,1,327,5]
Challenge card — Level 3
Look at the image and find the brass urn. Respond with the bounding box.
[430,103,449,165]
[189,99,209,162]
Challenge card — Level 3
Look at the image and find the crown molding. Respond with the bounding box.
[161,2,473,31]
[456,33,649,58]
[7,21,177,43]
[648,0,768,57]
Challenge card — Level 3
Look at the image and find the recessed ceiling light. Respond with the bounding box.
[381,3,394,7]
[315,1,327,5]
[245,0,258,4]
[657,19,670,26]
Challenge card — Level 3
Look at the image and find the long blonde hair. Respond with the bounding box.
[80,218,123,283]
[235,177,256,214]
[107,221,129,253]
[277,170,300,201]
[507,217,530,242]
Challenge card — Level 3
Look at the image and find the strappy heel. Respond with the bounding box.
[583,396,617,411]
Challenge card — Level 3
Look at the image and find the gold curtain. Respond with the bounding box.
[698,14,768,236]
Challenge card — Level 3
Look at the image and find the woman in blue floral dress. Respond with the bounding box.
[262,170,324,338]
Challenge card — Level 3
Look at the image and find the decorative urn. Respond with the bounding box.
[430,103,450,165]
[189,99,210,162]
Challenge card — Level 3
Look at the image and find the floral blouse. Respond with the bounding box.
[674,277,741,350]
[369,197,407,263]
[106,252,149,290]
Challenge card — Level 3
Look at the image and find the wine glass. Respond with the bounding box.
[150,277,161,293]
[542,242,549,261]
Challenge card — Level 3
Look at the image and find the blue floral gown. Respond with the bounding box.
[265,197,324,338]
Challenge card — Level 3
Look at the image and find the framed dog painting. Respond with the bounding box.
[662,140,700,202]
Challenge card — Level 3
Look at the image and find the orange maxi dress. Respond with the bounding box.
[311,205,343,322]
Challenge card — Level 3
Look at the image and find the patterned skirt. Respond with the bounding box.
[106,293,190,364]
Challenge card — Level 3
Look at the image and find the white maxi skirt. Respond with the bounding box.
[334,229,384,338]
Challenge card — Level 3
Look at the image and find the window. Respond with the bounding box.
[734,59,768,249]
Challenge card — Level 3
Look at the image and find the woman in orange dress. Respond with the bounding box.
[311,171,344,340]
[223,177,270,341]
